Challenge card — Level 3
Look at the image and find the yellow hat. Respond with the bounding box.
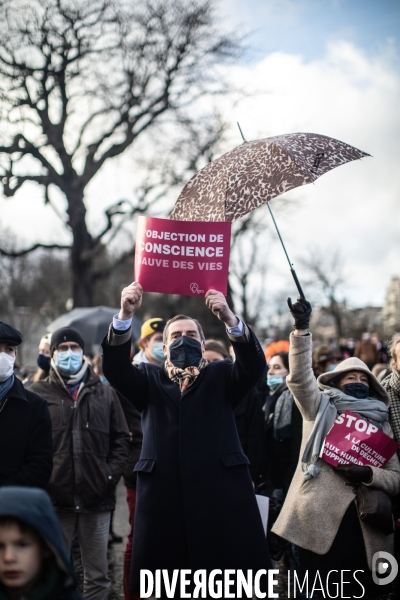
[139,318,166,349]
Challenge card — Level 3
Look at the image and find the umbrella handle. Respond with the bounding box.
[290,267,306,300]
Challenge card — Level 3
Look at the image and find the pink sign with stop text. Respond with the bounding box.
[321,410,399,469]
[134,216,231,296]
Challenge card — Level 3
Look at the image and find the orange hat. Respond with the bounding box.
[264,340,290,362]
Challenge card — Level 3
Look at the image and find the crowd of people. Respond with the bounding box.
[0,283,399,600]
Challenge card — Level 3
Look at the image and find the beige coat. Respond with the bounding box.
[272,333,400,569]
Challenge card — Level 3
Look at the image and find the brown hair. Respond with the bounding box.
[163,315,205,344]
[269,351,289,372]
[92,355,103,376]
[32,368,48,383]
[204,339,230,359]
[0,517,45,543]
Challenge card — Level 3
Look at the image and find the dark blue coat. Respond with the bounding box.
[0,377,53,488]
[102,324,271,592]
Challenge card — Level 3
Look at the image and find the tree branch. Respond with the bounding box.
[93,244,135,280]
[0,242,71,258]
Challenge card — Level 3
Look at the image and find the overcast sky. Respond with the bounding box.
[1,0,399,308]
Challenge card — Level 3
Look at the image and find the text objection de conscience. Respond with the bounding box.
[137,230,227,270]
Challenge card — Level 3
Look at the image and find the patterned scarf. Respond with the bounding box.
[165,358,208,394]
[383,369,400,459]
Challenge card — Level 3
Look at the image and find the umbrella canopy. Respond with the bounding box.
[171,132,370,222]
[47,306,142,346]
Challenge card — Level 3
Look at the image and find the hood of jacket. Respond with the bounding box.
[0,487,74,585]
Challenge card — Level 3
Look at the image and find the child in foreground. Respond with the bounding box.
[0,487,83,600]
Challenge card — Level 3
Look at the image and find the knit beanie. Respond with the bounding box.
[50,327,85,356]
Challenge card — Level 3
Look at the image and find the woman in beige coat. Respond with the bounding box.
[273,298,400,599]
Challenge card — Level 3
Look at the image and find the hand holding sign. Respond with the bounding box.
[321,410,399,469]
[335,464,372,484]
[135,217,231,296]
[205,289,238,327]
[119,282,143,320]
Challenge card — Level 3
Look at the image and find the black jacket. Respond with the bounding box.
[117,391,143,488]
[31,366,130,512]
[234,388,265,483]
[264,385,302,495]
[102,323,271,592]
[0,377,53,488]
[0,486,83,599]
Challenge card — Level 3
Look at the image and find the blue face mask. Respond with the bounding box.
[151,342,166,363]
[56,349,83,375]
[37,354,50,372]
[267,374,284,387]
[342,383,369,399]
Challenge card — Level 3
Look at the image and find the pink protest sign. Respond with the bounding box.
[134,216,231,296]
[321,410,399,469]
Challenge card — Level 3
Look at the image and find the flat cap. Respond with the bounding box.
[0,322,23,346]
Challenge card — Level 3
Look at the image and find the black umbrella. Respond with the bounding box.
[47,306,142,345]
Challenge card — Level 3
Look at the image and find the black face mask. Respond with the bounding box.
[37,354,51,372]
[343,383,369,399]
[168,336,203,369]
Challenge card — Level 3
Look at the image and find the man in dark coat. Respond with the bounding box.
[102,282,271,596]
[31,326,130,600]
[0,322,52,489]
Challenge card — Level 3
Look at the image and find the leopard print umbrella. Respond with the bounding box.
[170,133,370,222]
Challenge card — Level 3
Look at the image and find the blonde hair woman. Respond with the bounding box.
[32,333,52,382]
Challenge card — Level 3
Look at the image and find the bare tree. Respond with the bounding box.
[229,217,270,325]
[301,247,347,338]
[0,0,239,305]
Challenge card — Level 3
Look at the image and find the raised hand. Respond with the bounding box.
[118,282,143,320]
[205,289,238,327]
[287,296,312,331]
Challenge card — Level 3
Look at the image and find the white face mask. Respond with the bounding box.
[0,352,15,382]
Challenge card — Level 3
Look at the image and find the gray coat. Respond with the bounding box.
[272,333,400,568]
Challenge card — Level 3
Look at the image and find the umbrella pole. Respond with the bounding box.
[266,201,306,299]
[237,122,247,142]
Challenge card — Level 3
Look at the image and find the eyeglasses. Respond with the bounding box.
[56,343,82,353]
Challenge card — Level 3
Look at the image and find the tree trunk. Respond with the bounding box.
[331,297,343,339]
[67,189,94,307]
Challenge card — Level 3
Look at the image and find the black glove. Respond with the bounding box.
[334,464,373,484]
[287,297,312,330]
